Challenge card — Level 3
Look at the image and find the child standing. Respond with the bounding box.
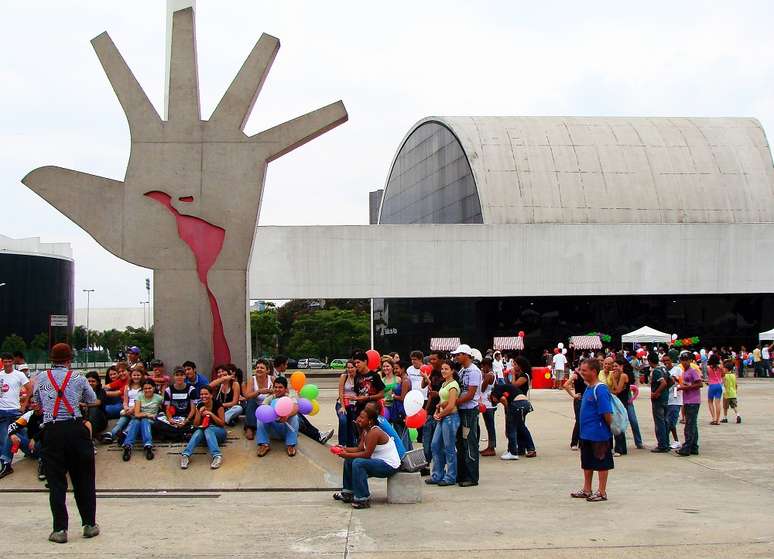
[721,360,741,424]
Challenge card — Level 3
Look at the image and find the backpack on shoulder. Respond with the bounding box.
[593,384,629,436]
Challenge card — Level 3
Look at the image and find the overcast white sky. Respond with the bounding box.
[2,1,774,310]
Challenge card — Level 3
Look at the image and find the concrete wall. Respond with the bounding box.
[248,223,774,299]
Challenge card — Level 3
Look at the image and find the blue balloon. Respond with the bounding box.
[270,398,278,408]
[256,404,277,423]
[297,397,313,415]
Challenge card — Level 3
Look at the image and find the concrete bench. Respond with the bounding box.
[386,471,422,504]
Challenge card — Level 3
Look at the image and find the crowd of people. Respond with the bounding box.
[0,339,756,513]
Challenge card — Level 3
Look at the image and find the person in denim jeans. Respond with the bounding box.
[210,365,243,426]
[451,344,482,487]
[255,376,299,458]
[333,406,401,509]
[0,353,32,479]
[421,352,445,472]
[180,385,226,469]
[122,379,162,461]
[101,369,143,444]
[427,360,460,486]
[648,355,670,452]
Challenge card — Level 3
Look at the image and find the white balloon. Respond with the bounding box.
[558,342,564,349]
[671,333,678,340]
[403,390,425,417]
[562,348,568,355]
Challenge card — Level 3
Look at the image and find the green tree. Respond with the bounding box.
[30,332,49,352]
[100,329,123,359]
[286,309,369,360]
[71,326,87,350]
[0,333,27,354]
[250,307,280,358]
[120,326,154,359]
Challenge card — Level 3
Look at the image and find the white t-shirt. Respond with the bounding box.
[667,365,683,406]
[762,347,770,360]
[492,359,504,379]
[406,366,427,398]
[552,353,567,371]
[0,370,29,411]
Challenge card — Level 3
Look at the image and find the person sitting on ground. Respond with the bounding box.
[255,376,299,458]
[156,366,196,441]
[337,360,359,447]
[183,361,210,396]
[1,404,45,480]
[122,379,163,461]
[180,385,226,470]
[103,364,129,419]
[273,356,334,445]
[210,364,243,426]
[148,360,169,394]
[571,358,614,502]
[721,359,741,424]
[332,405,401,509]
[101,368,143,444]
[242,359,273,440]
[427,359,460,486]
[81,372,108,439]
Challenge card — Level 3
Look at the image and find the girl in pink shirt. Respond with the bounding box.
[706,354,723,425]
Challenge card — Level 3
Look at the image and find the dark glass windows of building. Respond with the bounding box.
[374,294,774,363]
[379,121,483,224]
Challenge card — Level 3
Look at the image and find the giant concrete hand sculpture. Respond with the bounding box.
[22,8,347,371]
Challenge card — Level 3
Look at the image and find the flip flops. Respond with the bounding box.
[586,492,608,502]
[570,489,591,498]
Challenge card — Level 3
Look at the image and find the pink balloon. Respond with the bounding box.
[274,396,294,417]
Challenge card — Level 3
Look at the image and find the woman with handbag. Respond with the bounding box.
[427,359,460,486]
[491,356,536,460]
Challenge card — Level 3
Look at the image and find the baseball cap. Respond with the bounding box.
[128,346,141,354]
[451,344,473,356]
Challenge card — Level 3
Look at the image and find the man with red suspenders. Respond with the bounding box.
[32,343,98,544]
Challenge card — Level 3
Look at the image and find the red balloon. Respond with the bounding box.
[518,331,525,337]
[478,402,487,413]
[366,349,381,371]
[554,348,560,354]
[420,364,432,375]
[405,408,427,428]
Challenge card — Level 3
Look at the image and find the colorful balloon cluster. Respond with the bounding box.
[403,372,429,428]
[254,371,321,425]
[585,331,612,343]
[672,336,700,348]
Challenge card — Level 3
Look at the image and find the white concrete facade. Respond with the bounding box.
[0,234,73,261]
[248,222,774,299]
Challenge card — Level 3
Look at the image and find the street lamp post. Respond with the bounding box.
[140,301,149,329]
[83,289,94,368]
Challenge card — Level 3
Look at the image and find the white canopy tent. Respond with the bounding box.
[621,326,672,344]
[759,328,774,342]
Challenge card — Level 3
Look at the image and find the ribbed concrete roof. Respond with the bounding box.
[405,116,774,224]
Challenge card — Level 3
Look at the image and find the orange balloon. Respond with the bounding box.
[290,371,306,393]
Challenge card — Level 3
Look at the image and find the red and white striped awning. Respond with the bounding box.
[493,336,524,350]
[570,335,602,350]
[430,337,461,351]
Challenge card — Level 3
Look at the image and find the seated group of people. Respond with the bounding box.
[86,357,333,469]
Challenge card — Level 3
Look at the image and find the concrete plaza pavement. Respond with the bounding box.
[4,378,774,558]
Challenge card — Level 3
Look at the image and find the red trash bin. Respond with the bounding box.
[531,367,553,389]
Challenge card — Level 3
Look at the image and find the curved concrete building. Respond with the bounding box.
[371,116,774,357]
[379,116,774,226]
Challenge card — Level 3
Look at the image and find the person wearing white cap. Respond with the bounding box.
[451,344,482,487]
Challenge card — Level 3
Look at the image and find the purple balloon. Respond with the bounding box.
[255,404,277,423]
[297,398,313,415]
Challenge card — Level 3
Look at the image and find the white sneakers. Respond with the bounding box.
[500,451,519,460]
[180,455,190,469]
[210,455,223,469]
[670,441,681,449]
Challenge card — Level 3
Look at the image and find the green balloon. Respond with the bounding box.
[299,384,319,400]
[409,428,418,442]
